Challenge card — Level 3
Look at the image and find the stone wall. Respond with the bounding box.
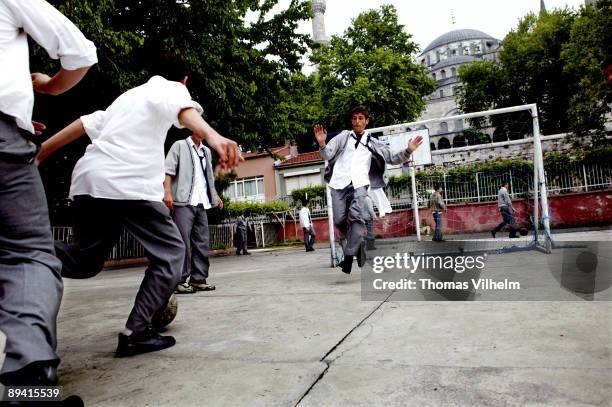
[430,135,570,167]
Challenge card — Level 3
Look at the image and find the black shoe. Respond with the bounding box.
[491,230,496,238]
[306,248,315,252]
[243,251,251,255]
[0,362,58,386]
[236,250,242,255]
[116,327,176,357]
[509,234,519,239]
[357,241,366,267]
[189,280,216,291]
[340,255,353,274]
[174,282,196,294]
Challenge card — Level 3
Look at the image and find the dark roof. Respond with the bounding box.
[431,55,477,70]
[422,29,496,54]
[276,151,323,168]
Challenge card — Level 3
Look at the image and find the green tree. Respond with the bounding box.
[310,5,435,130]
[458,5,610,143]
[561,0,612,144]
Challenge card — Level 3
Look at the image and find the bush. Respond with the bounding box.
[225,200,290,217]
[290,185,327,205]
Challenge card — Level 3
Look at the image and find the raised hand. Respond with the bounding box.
[314,124,327,147]
[408,135,424,152]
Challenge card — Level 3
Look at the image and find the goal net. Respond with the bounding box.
[326,103,553,267]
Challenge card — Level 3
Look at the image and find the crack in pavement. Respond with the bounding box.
[294,289,397,406]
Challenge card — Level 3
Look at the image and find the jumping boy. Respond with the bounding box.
[314,106,423,274]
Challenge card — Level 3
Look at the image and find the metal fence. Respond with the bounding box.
[287,162,612,214]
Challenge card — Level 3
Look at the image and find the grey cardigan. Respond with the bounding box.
[165,139,218,207]
[320,130,414,188]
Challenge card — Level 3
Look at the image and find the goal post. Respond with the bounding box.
[325,103,553,266]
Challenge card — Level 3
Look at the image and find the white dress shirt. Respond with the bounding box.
[0,0,97,133]
[187,137,212,209]
[70,76,203,201]
[299,206,312,228]
[329,131,372,190]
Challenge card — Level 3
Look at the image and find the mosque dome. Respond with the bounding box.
[422,29,497,54]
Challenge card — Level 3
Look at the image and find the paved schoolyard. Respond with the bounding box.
[52,229,611,406]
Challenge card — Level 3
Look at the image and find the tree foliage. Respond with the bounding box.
[310,5,435,130]
[457,3,611,144]
[561,0,612,143]
[30,0,312,224]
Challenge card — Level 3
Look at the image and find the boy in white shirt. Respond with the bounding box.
[37,53,242,357]
[314,106,423,274]
[299,200,316,252]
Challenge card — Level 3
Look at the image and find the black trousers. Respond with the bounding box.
[55,196,185,332]
[493,206,517,237]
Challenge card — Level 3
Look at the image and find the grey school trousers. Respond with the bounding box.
[330,185,367,256]
[172,204,210,283]
[55,196,184,333]
[0,114,63,378]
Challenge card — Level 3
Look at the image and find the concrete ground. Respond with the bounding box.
[54,229,611,406]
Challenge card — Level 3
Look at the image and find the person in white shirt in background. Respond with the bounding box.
[0,0,97,388]
[299,200,316,252]
[164,134,224,294]
[36,53,243,358]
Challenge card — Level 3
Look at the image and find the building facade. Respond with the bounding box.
[226,145,297,202]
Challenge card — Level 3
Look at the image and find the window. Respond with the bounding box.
[226,176,265,202]
[432,72,436,80]
[440,69,446,79]
[452,49,457,55]
[439,89,444,98]
[439,122,448,133]
[454,119,464,132]
[451,67,456,77]
[438,137,451,150]
[284,172,322,195]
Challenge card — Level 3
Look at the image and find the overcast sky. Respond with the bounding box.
[270,0,586,53]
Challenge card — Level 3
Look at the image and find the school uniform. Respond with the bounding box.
[54,76,203,334]
[165,137,219,286]
[320,130,415,258]
[299,206,316,251]
[0,0,96,380]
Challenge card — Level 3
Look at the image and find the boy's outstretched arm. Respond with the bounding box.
[178,108,243,170]
[380,135,425,165]
[36,118,85,165]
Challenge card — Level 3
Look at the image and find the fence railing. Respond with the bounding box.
[285,163,611,214]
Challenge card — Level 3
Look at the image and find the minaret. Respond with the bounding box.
[540,0,547,13]
[311,0,329,44]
